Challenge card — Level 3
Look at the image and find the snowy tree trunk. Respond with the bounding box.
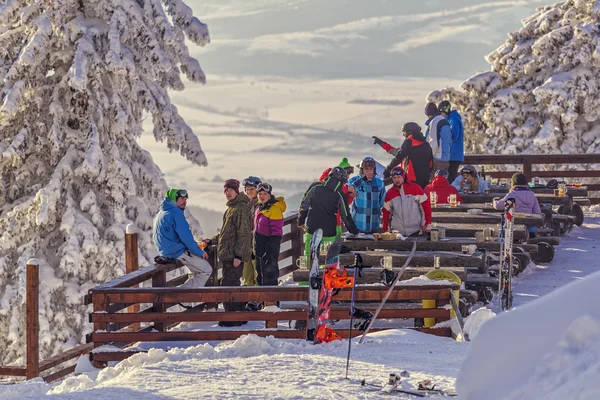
[0,0,209,363]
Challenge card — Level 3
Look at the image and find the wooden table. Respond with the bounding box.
[319,250,488,273]
[343,237,538,254]
[431,211,544,227]
[435,223,529,242]
[489,185,588,197]
[460,192,569,206]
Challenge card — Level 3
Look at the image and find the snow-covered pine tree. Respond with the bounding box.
[428,0,600,156]
[0,0,209,364]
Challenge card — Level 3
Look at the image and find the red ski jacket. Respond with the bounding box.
[424,176,463,204]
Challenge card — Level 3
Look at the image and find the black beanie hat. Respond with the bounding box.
[512,173,528,186]
[425,102,438,116]
[402,122,421,135]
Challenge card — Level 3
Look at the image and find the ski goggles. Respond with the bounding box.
[361,157,376,169]
[242,176,262,187]
[461,167,475,176]
[176,189,188,200]
[391,167,405,176]
[257,183,272,194]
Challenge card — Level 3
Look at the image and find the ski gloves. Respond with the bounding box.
[372,136,384,146]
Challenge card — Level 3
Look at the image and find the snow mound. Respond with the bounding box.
[463,307,495,341]
[457,269,600,399]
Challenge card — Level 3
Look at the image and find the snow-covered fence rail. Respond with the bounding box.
[463,153,600,203]
[0,260,94,382]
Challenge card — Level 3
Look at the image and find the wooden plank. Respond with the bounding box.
[125,231,140,331]
[39,343,94,371]
[431,211,543,227]
[321,251,486,268]
[91,351,145,362]
[278,263,296,277]
[293,267,466,284]
[91,327,450,343]
[26,262,39,380]
[91,307,450,324]
[42,365,76,383]
[0,366,27,376]
[464,154,600,164]
[434,223,528,241]
[528,237,560,245]
[96,284,457,304]
[278,248,294,261]
[342,237,537,254]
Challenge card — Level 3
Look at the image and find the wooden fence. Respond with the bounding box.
[0,260,94,382]
[463,154,600,203]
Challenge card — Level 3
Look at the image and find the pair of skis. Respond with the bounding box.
[306,229,418,344]
[498,198,516,312]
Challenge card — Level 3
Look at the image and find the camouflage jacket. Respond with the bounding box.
[212,193,253,262]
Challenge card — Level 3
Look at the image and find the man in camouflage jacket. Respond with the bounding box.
[210,179,253,323]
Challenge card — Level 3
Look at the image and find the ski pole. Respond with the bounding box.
[344,254,362,379]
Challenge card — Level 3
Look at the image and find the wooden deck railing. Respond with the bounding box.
[0,260,94,382]
[463,154,600,202]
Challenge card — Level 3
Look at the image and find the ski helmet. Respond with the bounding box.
[438,100,451,115]
[390,166,407,182]
[243,176,262,187]
[434,169,449,178]
[359,157,377,170]
[328,166,349,183]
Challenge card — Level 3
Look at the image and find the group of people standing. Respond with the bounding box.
[149,100,543,325]
[152,177,287,326]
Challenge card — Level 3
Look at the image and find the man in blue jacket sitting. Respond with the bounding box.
[153,189,212,288]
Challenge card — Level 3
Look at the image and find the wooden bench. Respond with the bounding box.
[292,266,467,284]
[436,223,529,242]
[319,250,488,273]
[574,198,591,206]
[431,211,543,227]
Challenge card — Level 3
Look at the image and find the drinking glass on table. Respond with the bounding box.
[574,179,581,188]
[558,183,567,196]
[380,255,393,270]
[430,191,438,208]
[449,194,457,207]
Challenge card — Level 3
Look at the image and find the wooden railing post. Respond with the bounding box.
[290,219,303,271]
[26,259,39,380]
[152,270,167,332]
[521,158,532,179]
[125,224,140,331]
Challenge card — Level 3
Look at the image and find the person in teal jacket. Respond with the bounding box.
[153,189,212,288]
[439,100,464,183]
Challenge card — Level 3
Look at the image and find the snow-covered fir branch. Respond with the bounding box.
[428,0,600,160]
[0,0,209,363]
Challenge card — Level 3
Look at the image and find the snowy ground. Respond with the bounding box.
[2,211,599,399]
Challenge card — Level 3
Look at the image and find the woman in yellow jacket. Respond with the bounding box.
[253,183,287,286]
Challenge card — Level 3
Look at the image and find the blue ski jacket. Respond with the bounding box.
[447,110,464,162]
[153,199,205,259]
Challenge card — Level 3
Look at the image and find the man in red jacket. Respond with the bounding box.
[424,169,463,204]
[382,166,432,236]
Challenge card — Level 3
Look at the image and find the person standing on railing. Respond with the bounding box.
[493,173,542,238]
[348,157,386,233]
[374,122,433,189]
[424,169,463,204]
[298,166,359,257]
[382,166,432,237]
[438,100,464,184]
[204,179,253,327]
[152,189,212,288]
[242,176,262,286]
[424,102,452,180]
[254,183,287,286]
